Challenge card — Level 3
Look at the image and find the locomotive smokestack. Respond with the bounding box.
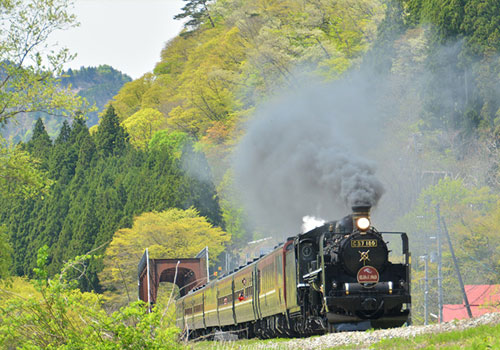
[352,205,371,216]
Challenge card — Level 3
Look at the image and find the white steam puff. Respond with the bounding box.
[233,74,385,234]
[302,216,326,233]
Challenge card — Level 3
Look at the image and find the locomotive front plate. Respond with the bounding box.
[357,265,379,284]
[351,239,378,248]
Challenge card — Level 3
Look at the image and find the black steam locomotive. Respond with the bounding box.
[175,206,411,338]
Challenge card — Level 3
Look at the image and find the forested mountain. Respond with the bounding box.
[1,65,131,142]
[109,0,500,241]
[62,66,132,126]
[1,0,500,334]
[107,0,500,323]
[0,107,221,291]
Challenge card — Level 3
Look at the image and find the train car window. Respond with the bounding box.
[194,304,203,313]
[217,294,233,306]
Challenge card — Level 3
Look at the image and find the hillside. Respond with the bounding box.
[106,0,500,324]
[1,65,131,142]
[1,0,500,347]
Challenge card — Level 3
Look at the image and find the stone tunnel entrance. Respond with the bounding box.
[138,249,208,305]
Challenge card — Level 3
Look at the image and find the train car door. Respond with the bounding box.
[202,292,206,329]
[216,287,221,327]
[253,266,262,319]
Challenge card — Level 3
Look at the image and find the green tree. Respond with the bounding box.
[55,120,71,145]
[99,208,229,308]
[95,105,129,157]
[0,138,53,198]
[174,0,215,30]
[111,74,155,121]
[0,225,13,279]
[461,0,500,55]
[26,118,53,164]
[121,108,164,149]
[0,0,82,126]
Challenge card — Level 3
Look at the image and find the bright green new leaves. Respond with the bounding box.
[0,250,181,349]
[148,130,189,159]
[0,0,81,204]
[112,74,155,121]
[115,0,384,147]
[122,108,164,149]
[0,0,83,126]
[100,208,230,308]
[166,26,246,137]
[398,178,497,246]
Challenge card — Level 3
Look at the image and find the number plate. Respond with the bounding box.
[351,239,377,248]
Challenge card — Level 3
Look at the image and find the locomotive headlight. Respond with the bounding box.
[356,217,371,231]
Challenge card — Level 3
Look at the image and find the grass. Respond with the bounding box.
[190,337,291,350]
[187,322,500,350]
[367,323,500,350]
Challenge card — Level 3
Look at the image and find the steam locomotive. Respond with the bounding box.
[175,206,411,338]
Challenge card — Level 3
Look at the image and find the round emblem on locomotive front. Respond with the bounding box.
[357,265,379,286]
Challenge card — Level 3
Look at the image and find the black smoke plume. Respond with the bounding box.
[233,73,386,235]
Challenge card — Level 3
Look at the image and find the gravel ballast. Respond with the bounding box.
[249,313,500,349]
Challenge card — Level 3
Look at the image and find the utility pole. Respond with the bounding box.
[419,254,430,325]
[435,205,443,323]
[441,217,473,318]
[424,254,429,325]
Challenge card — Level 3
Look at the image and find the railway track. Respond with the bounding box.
[201,313,500,350]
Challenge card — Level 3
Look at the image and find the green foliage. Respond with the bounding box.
[111,74,155,122]
[148,130,189,157]
[0,137,53,199]
[2,65,131,143]
[0,118,222,291]
[0,247,182,349]
[62,65,132,126]
[372,322,500,349]
[0,226,13,279]
[99,207,230,308]
[398,178,500,323]
[217,170,251,245]
[111,0,386,251]
[122,108,164,149]
[461,0,500,56]
[174,0,216,30]
[113,0,384,147]
[0,0,83,127]
[95,105,129,157]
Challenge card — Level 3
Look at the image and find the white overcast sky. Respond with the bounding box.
[49,0,185,79]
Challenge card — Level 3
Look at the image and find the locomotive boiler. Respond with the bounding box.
[175,206,411,338]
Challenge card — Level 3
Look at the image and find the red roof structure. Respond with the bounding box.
[443,285,500,322]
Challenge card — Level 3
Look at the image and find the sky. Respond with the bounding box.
[49,0,185,79]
